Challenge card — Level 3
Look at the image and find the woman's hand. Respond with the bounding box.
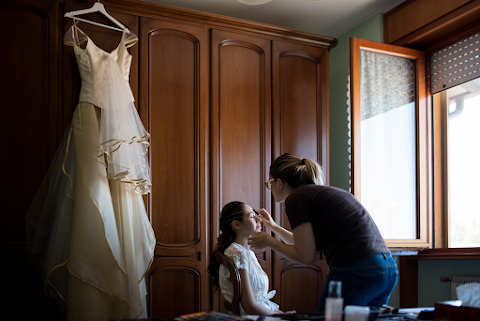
[257,208,277,230]
[274,309,296,315]
[248,231,272,250]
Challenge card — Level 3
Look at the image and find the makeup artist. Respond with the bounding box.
[248,153,398,312]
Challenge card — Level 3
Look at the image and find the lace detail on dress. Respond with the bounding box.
[218,243,279,315]
[224,244,248,270]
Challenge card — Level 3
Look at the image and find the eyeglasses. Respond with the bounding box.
[264,178,275,190]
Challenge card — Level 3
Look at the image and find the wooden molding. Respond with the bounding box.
[408,248,480,260]
[66,0,338,49]
[384,0,480,52]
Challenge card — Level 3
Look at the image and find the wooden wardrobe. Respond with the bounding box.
[1,0,336,319]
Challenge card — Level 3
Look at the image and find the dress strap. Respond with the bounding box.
[64,23,88,47]
[123,28,139,49]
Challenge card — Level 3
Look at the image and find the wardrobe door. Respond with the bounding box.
[271,40,330,312]
[139,17,209,319]
[210,29,272,312]
[1,0,61,318]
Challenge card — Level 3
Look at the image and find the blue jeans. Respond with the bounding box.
[317,253,398,312]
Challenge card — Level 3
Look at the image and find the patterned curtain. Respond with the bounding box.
[360,50,414,120]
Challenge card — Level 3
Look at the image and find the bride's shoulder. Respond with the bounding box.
[224,243,249,269]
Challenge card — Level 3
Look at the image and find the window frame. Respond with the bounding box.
[350,37,432,250]
[433,82,480,248]
[432,92,448,248]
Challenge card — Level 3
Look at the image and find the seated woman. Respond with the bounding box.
[208,201,288,316]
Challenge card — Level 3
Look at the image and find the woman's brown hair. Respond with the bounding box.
[207,201,246,289]
[270,153,324,188]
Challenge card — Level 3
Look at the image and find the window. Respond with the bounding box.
[440,79,480,248]
[430,33,480,248]
[351,34,480,250]
[378,1,480,308]
[350,37,431,249]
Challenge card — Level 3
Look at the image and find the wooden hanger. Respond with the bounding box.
[64,1,129,33]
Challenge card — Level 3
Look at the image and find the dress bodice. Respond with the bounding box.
[73,30,134,108]
[219,243,278,315]
[64,25,151,194]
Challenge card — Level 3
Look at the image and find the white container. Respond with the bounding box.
[344,305,370,321]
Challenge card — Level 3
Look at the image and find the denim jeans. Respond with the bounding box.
[317,253,399,312]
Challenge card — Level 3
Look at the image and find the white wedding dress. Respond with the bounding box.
[26,24,155,321]
[220,243,279,315]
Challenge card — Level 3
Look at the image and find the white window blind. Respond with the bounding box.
[431,33,480,94]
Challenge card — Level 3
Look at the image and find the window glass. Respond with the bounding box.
[446,78,480,247]
[359,50,417,239]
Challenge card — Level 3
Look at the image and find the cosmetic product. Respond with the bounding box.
[345,305,370,321]
[325,281,343,321]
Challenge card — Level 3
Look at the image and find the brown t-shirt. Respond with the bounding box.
[285,184,390,266]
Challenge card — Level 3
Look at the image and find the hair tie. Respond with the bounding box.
[301,158,306,165]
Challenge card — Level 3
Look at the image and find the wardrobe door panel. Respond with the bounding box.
[148,259,203,318]
[271,40,330,312]
[1,1,61,318]
[139,17,208,319]
[2,0,59,245]
[280,264,326,311]
[210,29,272,311]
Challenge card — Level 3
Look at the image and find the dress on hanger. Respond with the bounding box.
[220,243,279,315]
[26,24,155,321]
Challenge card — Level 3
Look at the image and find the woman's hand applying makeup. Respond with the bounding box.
[256,208,278,230]
[253,208,296,246]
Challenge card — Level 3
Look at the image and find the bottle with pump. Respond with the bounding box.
[325,280,343,321]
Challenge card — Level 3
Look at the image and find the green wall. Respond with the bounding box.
[418,259,480,307]
[328,13,480,308]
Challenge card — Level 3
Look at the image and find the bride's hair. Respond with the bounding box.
[207,201,246,290]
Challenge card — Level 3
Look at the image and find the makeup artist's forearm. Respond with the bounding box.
[267,237,313,265]
[270,224,294,245]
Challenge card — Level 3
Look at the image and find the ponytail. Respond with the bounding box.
[270,153,325,188]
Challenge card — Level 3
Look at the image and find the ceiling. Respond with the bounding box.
[140,0,406,39]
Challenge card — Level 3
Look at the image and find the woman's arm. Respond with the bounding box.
[269,224,294,245]
[238,269,283,315]
[248,222,316,265]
